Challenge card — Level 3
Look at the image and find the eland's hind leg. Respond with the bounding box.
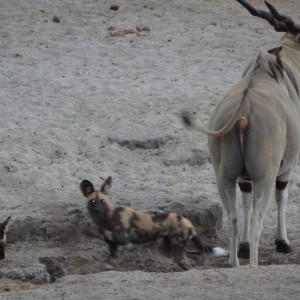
[275,171,293,253]
[238,178,253,259]
[209,130,244,267]
[250,179,274,266]
[217,179,239,267]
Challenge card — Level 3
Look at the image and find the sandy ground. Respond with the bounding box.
[1,265,300,300]
[0,0,300,298]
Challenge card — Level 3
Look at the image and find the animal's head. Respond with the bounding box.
[80,177,112,216]
[237,0,300,48]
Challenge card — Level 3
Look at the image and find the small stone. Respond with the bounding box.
[0,264,50,284]
[52,16,60,23]
[136,25,151,32]
[110,5,119,11]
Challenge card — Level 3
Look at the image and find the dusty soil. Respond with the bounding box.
[0,0,299,298]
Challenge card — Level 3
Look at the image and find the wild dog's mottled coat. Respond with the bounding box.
[80,177,228,270]
[0,216,11,260]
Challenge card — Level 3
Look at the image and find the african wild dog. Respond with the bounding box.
[0,216,11,260]
[80,177,228,270]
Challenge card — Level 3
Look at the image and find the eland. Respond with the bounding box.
[183,0,300,266]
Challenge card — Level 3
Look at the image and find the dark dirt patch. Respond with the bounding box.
[0,283,38,293]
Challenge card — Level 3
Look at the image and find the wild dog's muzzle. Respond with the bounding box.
[88,200,106,215]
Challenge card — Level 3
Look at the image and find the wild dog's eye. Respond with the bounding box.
[100,199,105,203]
[91,200,95,203]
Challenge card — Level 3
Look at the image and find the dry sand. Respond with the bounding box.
[0,0,299,298]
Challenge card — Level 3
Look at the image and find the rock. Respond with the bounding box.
[110,4,120,11]
[8,211,92,242]
[136,25,151,32]
[107,121,174,150]
[39,257,66,283]
[2,162,18,173]
[0,264,50,284]
[52,16,60,23]
[163,147,210,166]
[8,216,47,242]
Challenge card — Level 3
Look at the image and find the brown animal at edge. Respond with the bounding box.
[0,216,11,260]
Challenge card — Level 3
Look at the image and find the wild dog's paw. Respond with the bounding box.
[176,260,193,271]
[107,255,119,266]
[103,262,116,271]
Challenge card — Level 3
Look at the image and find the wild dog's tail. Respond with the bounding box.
[2,216,11,227]
[191,235,229,257]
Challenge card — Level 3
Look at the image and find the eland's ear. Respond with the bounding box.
[80,180,95,197]
[101,176,112,195]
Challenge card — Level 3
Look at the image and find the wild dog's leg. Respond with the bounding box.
[103,229,128,258]
[104,238,119,258]
[172,248,191,270]
[250,179,274,266]
[112,229,129,245]
[238,178,253,259]
[169,235,192,270]
[275,171,293,253]
[160,236,172,257]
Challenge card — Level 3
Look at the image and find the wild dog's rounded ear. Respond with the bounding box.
[1,216,11,227]
[101,176,112,195]
[80,180,95,197]
[4,217,11,225]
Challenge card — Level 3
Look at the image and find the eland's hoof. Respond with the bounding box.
[238,242,250,259]
[275,240,292,253]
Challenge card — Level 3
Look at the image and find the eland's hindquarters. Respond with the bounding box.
[208,61,300,266]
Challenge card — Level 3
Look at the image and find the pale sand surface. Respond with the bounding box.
[0,0,299,298]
